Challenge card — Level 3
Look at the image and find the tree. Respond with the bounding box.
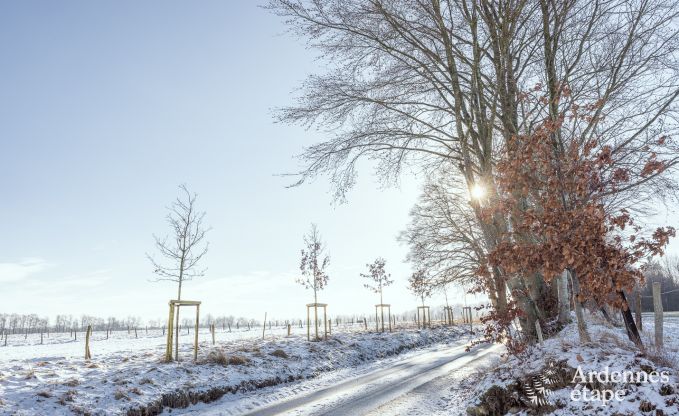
[298,223,330,339]
[361,257,393,304]
[298,223,330,303]
[400,170,500,307]
[361,257,394,328]
[408,269,433,307]
[641,256,679,312]
[147,184,210,360]
[487,106,675,346]
[269,0,679,343]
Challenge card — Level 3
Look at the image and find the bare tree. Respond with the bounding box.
[147,184,210,359]
[361,257,394,331]
[400,170,496,303]
[298,223,330,338]
[298,223,331,303]
[408,269,433,307]
[361,257,394,305]
[269,0,679,343]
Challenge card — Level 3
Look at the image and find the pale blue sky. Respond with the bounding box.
[4,2,674,324]
[0,1,486,322]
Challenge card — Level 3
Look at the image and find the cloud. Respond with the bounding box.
[0,258,50,282]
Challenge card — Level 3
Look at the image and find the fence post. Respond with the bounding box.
[85,325,92,359]
[653,282,663,348]
[634,283,643,331]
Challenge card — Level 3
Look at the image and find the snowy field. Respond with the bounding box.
[0,323,471,415]
[0,325,298,363]
[641,311,679,362]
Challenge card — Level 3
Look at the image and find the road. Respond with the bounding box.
[177,341,501,416]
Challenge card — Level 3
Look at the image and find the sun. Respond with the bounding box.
[470,184,485,200]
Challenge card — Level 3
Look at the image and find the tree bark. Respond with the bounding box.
[557,270,571,325]
[619,290,642,346]
[568,269,591,343]
[175,279,182,361]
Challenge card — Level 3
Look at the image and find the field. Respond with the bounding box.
[0,321,472,415]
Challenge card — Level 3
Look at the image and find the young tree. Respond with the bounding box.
[361,257,394,329]
[408,270,432,307]
[361,257,393,305]
[147,184,210,360]
[298,223,330,339]
[298,224,330,303]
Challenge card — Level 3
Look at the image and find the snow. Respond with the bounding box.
[167,337,501,416]
[466,312,679,415]
[4,313,674,415]
[0,323,471,415]
[0,326,290,363]
[171,339,493,416]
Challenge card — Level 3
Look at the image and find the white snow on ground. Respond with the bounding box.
[0,326,291,363]
[466,312,679,415]
[362,343,501,416]
[167,337,490,416]
[0,323,471,415]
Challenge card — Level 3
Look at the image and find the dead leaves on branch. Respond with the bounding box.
[488,102,675,309]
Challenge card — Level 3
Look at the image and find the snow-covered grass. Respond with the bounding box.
[466,312,679,415]
[0,324,470,415]
[0,325,301,363]
[640,312,679,369]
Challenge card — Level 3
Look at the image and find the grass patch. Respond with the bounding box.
[270,349,289,359]
[228,355,250,365]
[204,350,229,366]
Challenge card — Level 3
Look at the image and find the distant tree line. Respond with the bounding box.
[640,257,679,312]
[0,313,269,335]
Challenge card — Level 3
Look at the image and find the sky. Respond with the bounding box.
[2,2,676,325]
[0,0,488,323]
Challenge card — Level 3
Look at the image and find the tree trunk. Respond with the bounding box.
[557,270,570,325]
[618,290,642,347]
[379,287,384,332]
[175,281,182,361]
[568,269,591,343]
[505,275,539,340]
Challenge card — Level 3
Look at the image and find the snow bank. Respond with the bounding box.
[466,313,679,415]
[0,325,469,415]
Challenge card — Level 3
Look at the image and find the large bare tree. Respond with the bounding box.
[269,0,679,342]
[147,184,210,359]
